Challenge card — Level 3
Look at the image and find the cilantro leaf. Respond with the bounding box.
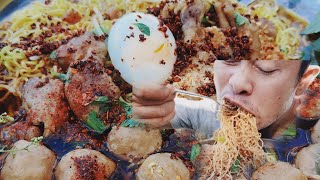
[121,118,144,128]
[119,100,145,128]
[84,111,107,134]
[55,68,71,83]
[282,124,296,137]
[49,50,58,59]
[301,11,320,35]
[230,157,241,174]
[190,144,201,161]
[134,23,150,36]
[92,96,109,104]
[234,12,249,26]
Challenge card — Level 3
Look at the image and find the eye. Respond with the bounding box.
[222,60,239,65]
[257,67,278,75]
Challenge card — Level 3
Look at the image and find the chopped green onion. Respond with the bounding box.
[190,144,201,161]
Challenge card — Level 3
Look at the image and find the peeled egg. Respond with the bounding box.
[108,12,177,88]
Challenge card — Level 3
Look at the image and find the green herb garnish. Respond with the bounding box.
[49,50,58,59]
[234,12,249,26]
[134,23,150,36]
[121,119,144,128]
[282,124,296,137]
[190,144,201,161]
[119,99,145,128]
[230,157,241,174]
[92,96,109,104]
[54,68,71,83]
[84,111,107,134]
[0,112,14,124]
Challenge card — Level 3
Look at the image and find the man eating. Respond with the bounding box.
[132,60,319,140]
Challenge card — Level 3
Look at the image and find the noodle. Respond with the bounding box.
[197,101,266,179]
[0,0,160,103]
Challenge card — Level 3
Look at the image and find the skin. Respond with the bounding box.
[133,60,320,137]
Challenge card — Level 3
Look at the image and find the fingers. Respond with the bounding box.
[132,84,176,129]
[133,84,176,105]
[133,100,175,119]
[139,110,176,129]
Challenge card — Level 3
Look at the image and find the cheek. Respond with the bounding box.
[255,87,296,129]
[214,64,229,100]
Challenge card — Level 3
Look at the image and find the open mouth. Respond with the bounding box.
[222,99,238,111]
[223,98,256,117]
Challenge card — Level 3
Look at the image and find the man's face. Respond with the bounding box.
[214,60,301,130]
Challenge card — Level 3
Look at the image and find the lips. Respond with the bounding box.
[223,97,256,117]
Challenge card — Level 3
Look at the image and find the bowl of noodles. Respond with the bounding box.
[0,0,319,179]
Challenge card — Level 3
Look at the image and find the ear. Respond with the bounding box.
[295,65,320,96]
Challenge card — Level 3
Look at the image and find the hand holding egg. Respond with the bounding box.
[108,12,177,88]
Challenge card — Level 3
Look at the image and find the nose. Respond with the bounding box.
[228,67,253,95]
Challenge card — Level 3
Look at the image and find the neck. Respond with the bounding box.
[260,102,297,139]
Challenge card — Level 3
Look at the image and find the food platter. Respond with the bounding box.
[0,0,319,179]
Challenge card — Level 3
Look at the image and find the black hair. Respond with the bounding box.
[298,60,311,80]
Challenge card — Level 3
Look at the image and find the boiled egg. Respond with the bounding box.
[108,12,177,88]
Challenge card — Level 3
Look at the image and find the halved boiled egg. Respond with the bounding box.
[108,12,177,88]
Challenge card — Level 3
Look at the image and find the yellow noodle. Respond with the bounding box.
[197,102,266,179]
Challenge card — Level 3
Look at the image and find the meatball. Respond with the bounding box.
[64,59,121,121]
[55,149,116,180]
[56,32,107,71]
[22,77,69,137]
[107,126,162,160]
[136,153,190,180]
[0,140,56,180]
[295,144,320,179]
[251,161,307,180]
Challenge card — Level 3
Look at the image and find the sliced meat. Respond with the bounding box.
[22,77,69,137]
[0,121,41,143]
[214,1,231,29]
[65,59,121,121]
[222,0,236,27]
[180,0,207,42]
[56,32,107,71]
